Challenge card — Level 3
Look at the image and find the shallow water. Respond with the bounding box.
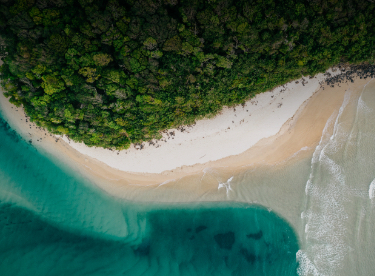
[0,110,299,275]
[0,80,375,276]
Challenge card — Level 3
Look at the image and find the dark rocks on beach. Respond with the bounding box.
[177,126,186,132]
[322,63,375,89]
[214,231,235,250]
[134,143,144,150]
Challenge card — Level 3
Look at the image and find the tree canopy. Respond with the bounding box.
[0,0,374,149]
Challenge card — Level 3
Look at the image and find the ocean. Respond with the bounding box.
[0,80,374,275]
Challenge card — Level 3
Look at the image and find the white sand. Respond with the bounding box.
[58,69,343,174]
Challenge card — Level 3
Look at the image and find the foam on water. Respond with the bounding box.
[300,80,375,276]
[305,110,337,195]
[296,250,321,276]
[218,176,234,196]
[300,89,355,276]
[369,179,375,200]
[357,96,373,114]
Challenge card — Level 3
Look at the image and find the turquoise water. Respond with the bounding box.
[0,111,299,275]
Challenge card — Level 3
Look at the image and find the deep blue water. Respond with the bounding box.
[0,110,299,276]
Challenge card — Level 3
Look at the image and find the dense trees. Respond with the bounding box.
[0,0,374,149]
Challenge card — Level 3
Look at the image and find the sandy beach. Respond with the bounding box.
[0,67,370,192]
[58,69,343,174]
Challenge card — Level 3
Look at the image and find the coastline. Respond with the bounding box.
[1,73,374,276]
[0,69,371,192]
[59,69,339,174]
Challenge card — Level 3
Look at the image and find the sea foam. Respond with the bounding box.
[369,179,375,200]
[218,176,234,196]
[300,89,353,276]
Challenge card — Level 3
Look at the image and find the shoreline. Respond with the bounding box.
[0,68,373,192]
[59,69,337,174]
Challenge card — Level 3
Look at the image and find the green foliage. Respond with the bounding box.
[216,55,232,69]
[1,0,375,150]
[48,34,68,54]
[78,67,100,83]
[93,53,113,67]
[143,37,157,50]
[9,0,35,15]
[41,75,65,95]
[163,35,182,51]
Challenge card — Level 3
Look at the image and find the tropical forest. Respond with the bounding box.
[0,0,374,149]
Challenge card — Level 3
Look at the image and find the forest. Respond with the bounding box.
[0,0,374,149]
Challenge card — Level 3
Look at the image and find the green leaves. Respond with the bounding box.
[143,37,157,50]
[41,74,65,95]
[65,48,79,59]
[180,42,194,55]
[150,50,163,59]
[103,69,121,83]
[128,50,147,72]
[78,0,94,7]
[116,17,130,34]
[237,22,248,33]
[92,52,113,67]
[125,77,138,89]
[41,8,60,26]
[215,55,233,69]
[78,67,100,83]
[129,57,142,72]
[9,0,35,15]
[29,7,42,25]
[104,83,119,96]
[210,15,220,26]
[31,64,46,76]
[47,34,69,54]
[101,26,122,45]
[163,35,182,51]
